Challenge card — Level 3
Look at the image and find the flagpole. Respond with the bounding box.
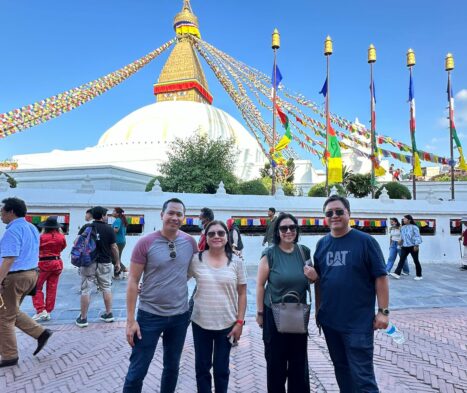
[446,53,455,200]
[407,49,416,199]
[368,44,376,198]
[271,28,280,195]
[324,36,333,197]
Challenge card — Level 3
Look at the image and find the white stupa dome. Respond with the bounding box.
[13,101,267,180]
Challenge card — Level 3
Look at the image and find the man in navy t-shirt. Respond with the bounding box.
[313,195,389,392]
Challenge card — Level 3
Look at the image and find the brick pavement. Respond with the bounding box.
[1,308,466,393]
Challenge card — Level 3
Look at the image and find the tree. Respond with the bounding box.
[146,134,239,194]
[345,173,373,198]
[260,177,296,196]
[375,182,412,199]
[308,182,345,197]
[238,179,269,195]
[0,172,17,188]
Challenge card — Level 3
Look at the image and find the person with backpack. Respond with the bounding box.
[75,206,120,328]
[227,219,243,257]
[32,216,67,322]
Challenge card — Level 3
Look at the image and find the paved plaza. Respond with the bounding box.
[1,263,467,392]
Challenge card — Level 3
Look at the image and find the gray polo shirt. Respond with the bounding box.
[131,230,197,316]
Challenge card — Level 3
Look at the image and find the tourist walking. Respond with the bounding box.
[123,198,198,393]
[390,214,423,280]
[32,216,67,321]
[189,220,247,393]
[198,207,214,251]
[385,218,409,275]
[256,212,318,393]
[0,197,53,368]
[460,217,467,270]
[75,206,121,328]
[262,208,277,247]
[112,207,128,279]
[226,218,244,257]
[313,195,389,393]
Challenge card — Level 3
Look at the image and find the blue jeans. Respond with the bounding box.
[385,241,409,274]
[322,324,379,393]
[192,322,232,393]
[123,309,190,393]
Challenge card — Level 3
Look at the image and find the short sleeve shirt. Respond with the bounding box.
[188,254,247,330]
[0,217,40,272]
[262,244,311,308]
[112,218,127,245]
[131,230,198,317]
[313,229,387,333]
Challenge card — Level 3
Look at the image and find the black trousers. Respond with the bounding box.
[394,246,422,277]
[262,305,310,393]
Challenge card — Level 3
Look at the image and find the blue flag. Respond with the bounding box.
[271,64,283,90]
[319,77,328,97]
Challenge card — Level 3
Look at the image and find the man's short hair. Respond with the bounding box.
[162,198,186,213]
[86,208,93,214]
[200,207,214,222]
[268,207,276,214]
[92,206,108,220]
[1,197,27,218]
[323,195,351,213]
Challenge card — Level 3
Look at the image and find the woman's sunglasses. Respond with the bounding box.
[324,209,345,218]
[168,241,177,259]
[278,224,297,234]
[206,230,226,238]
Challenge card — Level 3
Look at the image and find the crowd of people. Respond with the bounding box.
[1,195,460,392]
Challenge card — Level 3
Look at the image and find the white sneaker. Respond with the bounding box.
[42,312,51,321]
[401,272,409,276]
[414,276,423,281]
[389,273,400,279]
[32,310,48,321]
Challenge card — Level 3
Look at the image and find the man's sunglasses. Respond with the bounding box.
[168,241,177,259]
[325,209,346,218]
[278,225,298,233]
[206,230,226,238]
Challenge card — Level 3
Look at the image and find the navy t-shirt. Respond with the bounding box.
[313,229,387,333]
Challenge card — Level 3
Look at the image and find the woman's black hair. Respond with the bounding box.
[404,214,416,225]
[272,213,300,245]
[390,217,400,227]
[198,220,233,264]
[114,207,128,227]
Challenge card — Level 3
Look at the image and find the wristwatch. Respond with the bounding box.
[378,308,390,316]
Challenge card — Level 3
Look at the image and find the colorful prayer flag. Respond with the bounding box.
[370,79,386,177]
[274,104,292,151]
[409,73,422,176]
[271,64,283,91]
[447,79,467,170]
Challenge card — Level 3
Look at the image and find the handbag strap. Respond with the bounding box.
[297,244,312,304]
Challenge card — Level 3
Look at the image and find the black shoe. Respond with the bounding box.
[0,357,18,368]
[100,312,114,323]
[75,315,88,328]
[33,329,53,356]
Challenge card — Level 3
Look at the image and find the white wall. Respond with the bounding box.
[0,187,465,268]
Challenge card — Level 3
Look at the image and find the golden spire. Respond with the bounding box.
[154,1,212,104]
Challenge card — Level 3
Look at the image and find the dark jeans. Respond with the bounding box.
[262,305,310,393]
[394,246,422,277]
[113,243,127,276]
[192,322,232,393]
[322,324,378,393]
[123,309,190,393]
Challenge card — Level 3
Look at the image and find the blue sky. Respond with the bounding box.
[1,0,466,171]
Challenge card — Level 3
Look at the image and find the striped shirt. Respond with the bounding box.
[189,253,247,330]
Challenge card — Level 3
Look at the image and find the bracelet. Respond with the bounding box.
[236,319,245,325]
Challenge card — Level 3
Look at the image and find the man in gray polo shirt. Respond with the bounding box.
[123,198,198,393]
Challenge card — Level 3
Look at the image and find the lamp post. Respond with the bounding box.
[446,52,455,200]
[324,35,333,196]
[271,28,280,195]
[368,44,376,198]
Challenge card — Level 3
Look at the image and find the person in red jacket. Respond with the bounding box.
[32,216,67,321]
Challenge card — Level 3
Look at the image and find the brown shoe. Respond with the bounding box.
[33,329,53,356]
[0,357,19,368]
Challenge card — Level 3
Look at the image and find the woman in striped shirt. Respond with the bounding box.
[189,220,247,393]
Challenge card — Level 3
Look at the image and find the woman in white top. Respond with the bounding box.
[189,220,247,393]
[385,218,409,274]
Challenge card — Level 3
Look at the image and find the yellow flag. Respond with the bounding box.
[413,152,423,177]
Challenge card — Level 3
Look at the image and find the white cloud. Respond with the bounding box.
[438,88,467,128]
[455,89,467,101]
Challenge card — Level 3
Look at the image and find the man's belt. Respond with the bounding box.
[7,268,38,275]
[39,256,60,261]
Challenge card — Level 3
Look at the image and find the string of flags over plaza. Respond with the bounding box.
[0,0,466,193]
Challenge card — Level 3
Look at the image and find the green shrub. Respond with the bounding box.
[238,179,269,195]
[308,182,345,197]
[345,173,373,198]
[375,182,412,200]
